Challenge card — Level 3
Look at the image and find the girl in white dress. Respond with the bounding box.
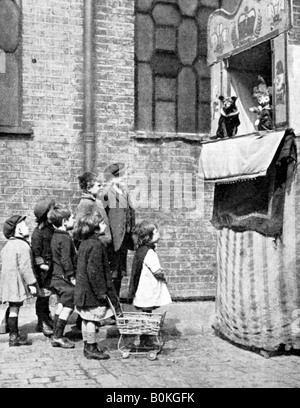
[128,221,171,348]
[128,221,172,312]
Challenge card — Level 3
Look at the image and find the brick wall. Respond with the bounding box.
[288,2,300,132]
[293,0,300,280]
[123,138,217,299]
[0,0,84,239]
[288,0,300,44]
[0,0,217,299]
[1,0,298,300]
[92,0,217,298]
[296,138,300,281]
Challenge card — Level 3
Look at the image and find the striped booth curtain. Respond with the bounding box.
[199,129,299,351]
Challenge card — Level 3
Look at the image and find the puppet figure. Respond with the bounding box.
[275,60,286,105]
[249,75,274,131]
[211,96,240,139]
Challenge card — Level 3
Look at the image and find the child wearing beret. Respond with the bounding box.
[48,203,77,349]
[31,197,56,337]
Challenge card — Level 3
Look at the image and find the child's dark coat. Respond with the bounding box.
[74,236,115,309]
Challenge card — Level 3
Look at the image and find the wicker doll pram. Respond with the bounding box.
[107,296,166,360]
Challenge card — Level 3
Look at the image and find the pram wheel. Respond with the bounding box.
[122,350,130,359]
[147,350,157,361]
[113,306,167,360]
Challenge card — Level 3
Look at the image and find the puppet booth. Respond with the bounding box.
[200,0,300,355]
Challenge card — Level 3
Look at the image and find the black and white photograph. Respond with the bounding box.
[0,0,299,391]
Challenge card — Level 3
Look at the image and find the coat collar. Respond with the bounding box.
[54,229,70,236]
[10,237,31,247]
[81,193,96,201]
[86,234,100,242]
[107,185,129,206]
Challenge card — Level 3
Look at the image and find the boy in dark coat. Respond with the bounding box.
[31,197,55,337]
[48,203,77,349]
[102,163,135,298]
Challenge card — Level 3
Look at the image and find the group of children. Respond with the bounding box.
[0,163,172,360]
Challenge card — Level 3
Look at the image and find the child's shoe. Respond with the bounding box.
[51,336,75,349]
[51,318,73,347]
[42,320,54,337]
[9,334,32,347]
[37,320,53,337]
[36,316,54,336]
[84,343,110,360]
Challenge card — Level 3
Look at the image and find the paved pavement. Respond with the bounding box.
[0,298,299,389]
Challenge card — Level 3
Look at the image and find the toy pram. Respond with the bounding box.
[107,297,166,361]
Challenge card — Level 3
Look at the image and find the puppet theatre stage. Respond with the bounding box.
[199,129,299,352]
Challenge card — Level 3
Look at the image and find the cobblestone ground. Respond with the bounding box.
[0,301,299,389]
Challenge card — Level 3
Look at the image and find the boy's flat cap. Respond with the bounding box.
[3,215,26,239]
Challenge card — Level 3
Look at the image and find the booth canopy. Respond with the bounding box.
[200,128,297,238]
[199,130,289,184]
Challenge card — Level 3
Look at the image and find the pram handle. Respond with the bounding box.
[106,294,123,319]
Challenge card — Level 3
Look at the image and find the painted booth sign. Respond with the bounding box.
[207,0,292,66]
[273,33,288,127]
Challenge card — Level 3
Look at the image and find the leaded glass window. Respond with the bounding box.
[135,0,218,134]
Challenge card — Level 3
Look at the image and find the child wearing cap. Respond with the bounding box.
[102,163,136,298]
[31,197,55,337]
[0,215,37,347]
[48,203,77,349]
